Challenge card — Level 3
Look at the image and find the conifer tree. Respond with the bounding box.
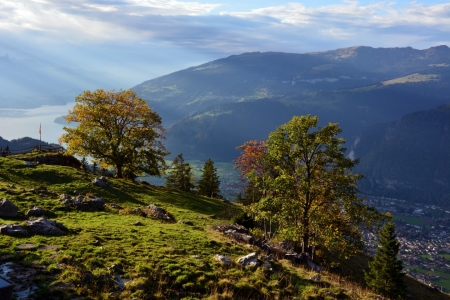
[197,159,221,198]
[365,218,406,299]
[166,153,194,192]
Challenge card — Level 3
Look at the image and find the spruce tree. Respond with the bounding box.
[197,159,221,198]
[365,218,406,299]
[166,153,194,192]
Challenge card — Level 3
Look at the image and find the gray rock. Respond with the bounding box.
[0,224,29,236]
[224,229,254,244]
[214,254,232,265]
[144,204,171,221]
[0,199,19,217]
[61,199,73,206]
[262,262,272,270]
[59,194,71,201]
[27,206,47,217]
[92,177,108,187]
[86,197,105,209]
[74,195,84,205]
[109,203,123,209]
[237,252,260,268]
[26,217,67,236]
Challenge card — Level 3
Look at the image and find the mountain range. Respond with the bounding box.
[131,45,450,205]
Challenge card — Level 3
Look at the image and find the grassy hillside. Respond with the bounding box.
[0,154,448,299]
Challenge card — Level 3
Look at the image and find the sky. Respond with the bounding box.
[0,0,449,142]
[1,0,449,84]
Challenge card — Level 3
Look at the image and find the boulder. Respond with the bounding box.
[92,177,108,187]
[85,197,105,209]
[224,229,254,244]
[237,252,260,268]
[0,199,19,217]
[61,199,73,206]
[26,218,67,236]
[132,207,145,217]
[144,204,172,221]
[27,206,47,217]
[73,195,84,205]
[214,254,232,265]
[0,224,29,236]
[59,194,71,201]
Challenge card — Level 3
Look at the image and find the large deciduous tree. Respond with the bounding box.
[59,89,168,179]
[166,153,194,192]
[245,115,380,255]
[365,217,406,299]
[197,159,221,198]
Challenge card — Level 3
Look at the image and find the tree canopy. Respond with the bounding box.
[197,159,221,198]
[59,89,168,179]
[365,217,406,299]
[234,140,268,206]
[240,115,380,255]
[165,153,194,192]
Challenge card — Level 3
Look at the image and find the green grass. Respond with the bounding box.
[0,155,316,299]
[382,73,440,85]
[1,154,449,299]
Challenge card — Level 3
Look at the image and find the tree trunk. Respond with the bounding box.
[116,164,123,178]
[301,216,310,253]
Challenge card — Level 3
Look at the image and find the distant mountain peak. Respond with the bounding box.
[308,45,450,61]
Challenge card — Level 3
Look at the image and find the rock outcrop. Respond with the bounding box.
[0,199,19,217]
[26,218,67,236]
[0,224,29,236]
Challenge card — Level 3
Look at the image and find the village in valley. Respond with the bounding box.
[363,196,450,292]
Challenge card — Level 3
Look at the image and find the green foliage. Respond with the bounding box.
[59,89,168,179]
[197,159,221,198]
[248,115,381,255]
[165,153,194,192]
[365,218,406,299]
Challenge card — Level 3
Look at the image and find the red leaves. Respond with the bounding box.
[234,140,267,178]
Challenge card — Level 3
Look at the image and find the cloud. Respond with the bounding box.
[0,0,448,54]
[0,0,449,87]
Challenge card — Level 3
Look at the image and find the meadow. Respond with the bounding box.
[0,154,448,299]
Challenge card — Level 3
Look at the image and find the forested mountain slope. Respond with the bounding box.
[353,104,450,206]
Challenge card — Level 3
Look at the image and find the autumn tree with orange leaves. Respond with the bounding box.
[235,140,267,178]
[59,89,168,179]
[235,140,267,205]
